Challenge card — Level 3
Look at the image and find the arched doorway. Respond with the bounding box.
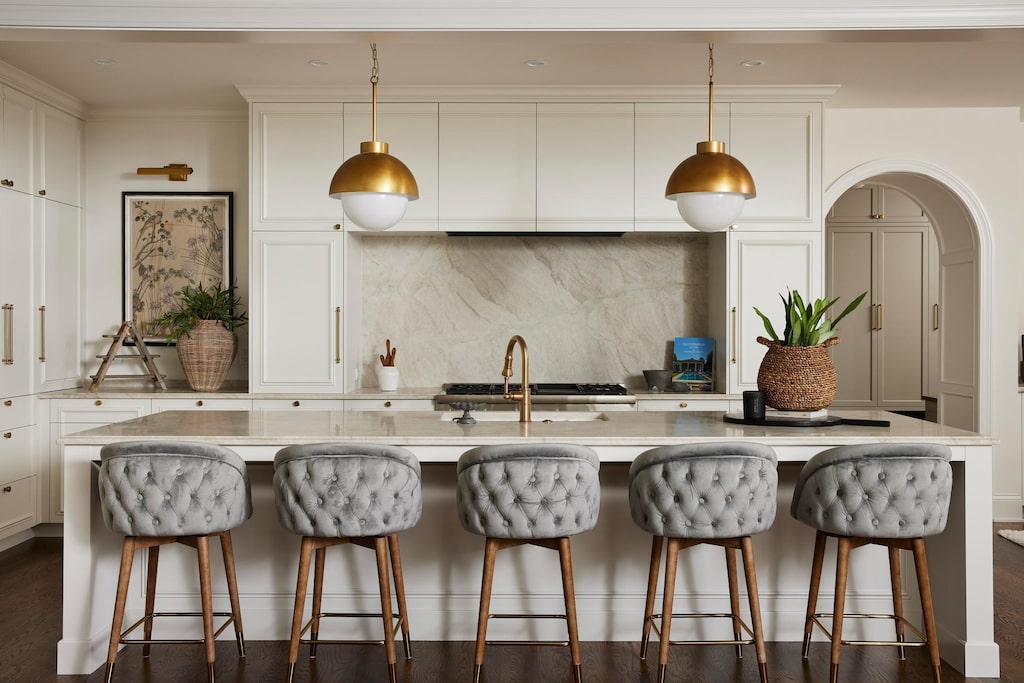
[825,161,993,433]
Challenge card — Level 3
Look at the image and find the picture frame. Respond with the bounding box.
[122,191,233,343]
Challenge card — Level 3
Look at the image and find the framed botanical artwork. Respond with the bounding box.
[122,191,233,342]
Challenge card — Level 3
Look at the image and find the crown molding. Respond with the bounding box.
[0,58,85,117]
[236,84,840,104]
[86,107,248,121]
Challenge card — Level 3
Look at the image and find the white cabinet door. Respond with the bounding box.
[252,103,345,231]
[345,398,434,411]
[151,398,253,411]
[827,226,875,407]
[34,198,82,392]
[251,231,345,392]
[34,102,82,206]
[634,102,729,232]
[729,102,821,229]
[253,398,346,410]
[537,103,634,233]
[344,102,438,232]
[438,103,536,233]
[0,86,34,195]
[0,188,34,400]
[709,231,822,394]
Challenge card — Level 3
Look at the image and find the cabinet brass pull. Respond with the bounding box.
[38,305,46,362]
[2,432,11,439]
[932,303,939,331]
[38,189,46,196]
[384,401,392,408]
[3,400,11,407]
[2,304,12,365]
[730,307,737,364]
[335,306,342,364]
[679,402,688,409]
[877,303,883,330]
[293,400,301,407]
[95,399,103,406]
[196,400,204,407]
[2,486,10,493]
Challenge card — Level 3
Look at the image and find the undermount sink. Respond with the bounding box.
[443,411,609,423]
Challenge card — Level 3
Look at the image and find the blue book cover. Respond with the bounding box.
[672,337,714,392]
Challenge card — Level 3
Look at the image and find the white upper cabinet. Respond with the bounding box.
[537,103,634,233]
[438,103,536,233]
[34,198,81,392]
[0,86,35,195]
[343,102,439,232]
[0,188,34,399]
[34,102,82,206]
[252,103,345,231]
[728,102,821,229]
[634,102,730,232]
[828,184,928,224]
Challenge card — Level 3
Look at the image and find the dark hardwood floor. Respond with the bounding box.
[3,526,1020,682]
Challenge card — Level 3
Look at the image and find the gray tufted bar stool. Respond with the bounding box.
[791,443,953,683]
[97,440,253,683]
[628,441,778,683]
[456,443,601,683]
[273,443,422,683]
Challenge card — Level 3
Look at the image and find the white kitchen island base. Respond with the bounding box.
[57,410,999,678]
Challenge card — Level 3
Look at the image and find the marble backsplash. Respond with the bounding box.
[359,234,708,389]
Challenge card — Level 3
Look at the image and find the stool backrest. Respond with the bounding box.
[456,443,601,539]
[273,443,422,537]
[791,443,953,538]
[98,440,252,537]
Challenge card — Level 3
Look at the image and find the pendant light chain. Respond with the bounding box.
[707,43,715,142]
[370,43,379,142]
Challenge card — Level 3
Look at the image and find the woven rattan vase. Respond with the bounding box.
[176,320,237,392]
[756,336,839,411]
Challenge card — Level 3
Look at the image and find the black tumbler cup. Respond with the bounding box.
[742,390,766,420]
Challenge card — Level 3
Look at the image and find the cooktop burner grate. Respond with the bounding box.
[444,383,628,396]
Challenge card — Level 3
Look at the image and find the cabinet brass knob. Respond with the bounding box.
[384,401,392,408]
[679,402,688,409]
[2,486,10,493]
[3,400,11,407]
[293,400,301,407]
[196,400,204,407]
[2,432,11,439]
[38,189,46,196]
[333,223,341,230]
[95,399,103,406]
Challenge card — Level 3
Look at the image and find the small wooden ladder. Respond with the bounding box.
[89,321,167,392]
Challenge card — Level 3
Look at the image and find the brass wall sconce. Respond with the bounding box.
[136,163,194,181]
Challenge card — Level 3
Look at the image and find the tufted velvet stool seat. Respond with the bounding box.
[456,443,601,683]
[273,443,422,683]
[97,440,253,683]
[628,441,777,683]
[791,443,953,683]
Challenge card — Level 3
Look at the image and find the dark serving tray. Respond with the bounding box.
[723,413,890,428]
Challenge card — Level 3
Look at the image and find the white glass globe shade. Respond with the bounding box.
[340,192,410,231]
[675,192,747,232]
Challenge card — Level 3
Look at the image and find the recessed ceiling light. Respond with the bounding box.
[93,57,115,66]
[524,59,547,68]
[309,59,330,68]
[742,59,766,68]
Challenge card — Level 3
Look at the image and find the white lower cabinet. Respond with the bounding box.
[151,398,253,412]
[345,398,434,411]
[0,395,34,542]
[253,398,346,410]
[635,398,735,412]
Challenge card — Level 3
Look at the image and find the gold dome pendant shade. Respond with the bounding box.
[665,44,755,232]
[329,44,418,231]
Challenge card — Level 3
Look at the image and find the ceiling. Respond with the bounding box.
[0,27,1022,112]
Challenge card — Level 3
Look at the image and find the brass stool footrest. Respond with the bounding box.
[810,612,928,647]
[119,611,235,646]
[484,612,570,647]
[647,611,757,647]
[299,610,406,643]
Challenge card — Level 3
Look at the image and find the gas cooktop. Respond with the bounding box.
[437,382,635,405]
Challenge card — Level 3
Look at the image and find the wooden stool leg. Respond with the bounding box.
[196,535,217,683]
[104,537,137,683]
[803,530,827,658]
[286,537,315,683]
[374,537,398,683]
[830,537,853,683]
[640,535,663,659]
[888,545,906,660]
[740,536,769,683]
[912,539,943,683]
[726,545,743,659]
[473,538,499,683]
[657,538,681,683]
[142,545,160,658]
[388,533,413,659]
[309,546,326,659]
[219,532,246,658]
[558,537,583,683]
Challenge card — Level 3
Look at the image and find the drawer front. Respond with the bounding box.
[345,399,434,411]
[636,399,735,412]
[151,398,253,412]
[0,395,33,430]
[0,425,34,484]
[0,476,36,532]
[50,398,152,423]
[253,399,346,410]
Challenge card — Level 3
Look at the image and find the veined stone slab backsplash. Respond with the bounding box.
[359,234,708,389]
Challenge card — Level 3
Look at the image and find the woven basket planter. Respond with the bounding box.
[756,336,839,411]
[176,320,237,392]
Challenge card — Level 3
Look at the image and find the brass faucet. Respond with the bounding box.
[502,335,531,423]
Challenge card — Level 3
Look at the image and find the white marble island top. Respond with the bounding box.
[60,409,993,463]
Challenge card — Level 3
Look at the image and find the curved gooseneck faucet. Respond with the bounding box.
[502,335,531,423]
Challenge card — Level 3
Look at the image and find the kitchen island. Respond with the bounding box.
[57,409,998,677]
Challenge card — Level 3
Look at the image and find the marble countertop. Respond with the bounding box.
[60,409,994,462]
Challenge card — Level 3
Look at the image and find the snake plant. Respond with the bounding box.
[753,289,866,347]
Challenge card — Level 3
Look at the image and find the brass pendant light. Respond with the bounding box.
[329,43,419,231]
[665,43,756,232]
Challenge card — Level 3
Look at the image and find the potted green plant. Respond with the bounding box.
[153,281,247,392]
[752,289,866,411]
